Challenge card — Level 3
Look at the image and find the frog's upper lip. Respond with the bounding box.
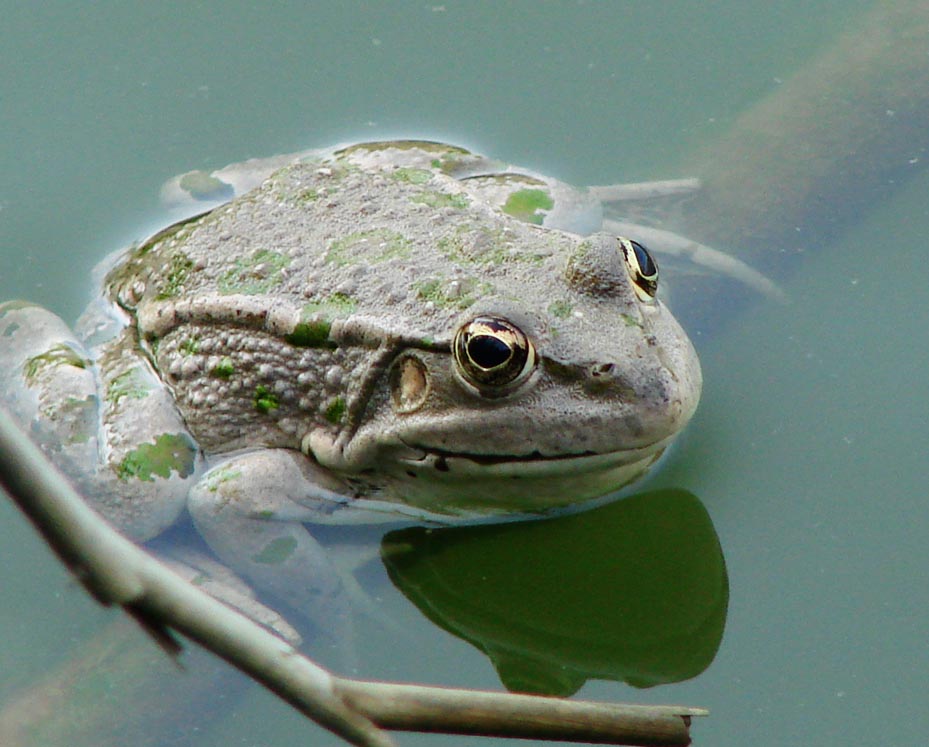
[375,437,676,513]
[423,447,600,465]
[395,436,671,477]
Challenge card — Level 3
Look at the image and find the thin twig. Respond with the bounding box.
[338,680,705,745]
[0,407,392,747]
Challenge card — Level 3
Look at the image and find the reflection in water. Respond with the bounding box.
[0,491,725,746]
[382,489,728,696]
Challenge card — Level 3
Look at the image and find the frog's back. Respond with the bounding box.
[105,154,590,455]
[111,156,578,337]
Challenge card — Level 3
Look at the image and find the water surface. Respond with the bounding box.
[3,3,925,746]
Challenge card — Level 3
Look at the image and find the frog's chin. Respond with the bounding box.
[381,439,670,516]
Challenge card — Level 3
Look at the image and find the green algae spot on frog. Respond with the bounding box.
[1,139,761,620]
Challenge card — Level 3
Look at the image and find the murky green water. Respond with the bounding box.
[3,2,926,746]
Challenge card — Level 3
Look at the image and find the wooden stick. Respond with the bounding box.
[0,406,391,747]
[679,0,929,267]
[338,680,704,745]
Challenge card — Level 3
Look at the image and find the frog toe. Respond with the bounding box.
[0,302,99,449]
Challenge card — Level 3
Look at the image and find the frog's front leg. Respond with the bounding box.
[0,302,201,541]
[187,449,359,639]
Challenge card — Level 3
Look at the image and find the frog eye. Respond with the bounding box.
[453,316,536,396]
[619,238,659,302]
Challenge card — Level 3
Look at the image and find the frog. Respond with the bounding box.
[0,139,731,633]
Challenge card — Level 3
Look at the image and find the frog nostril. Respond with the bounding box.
[590,362,615,378]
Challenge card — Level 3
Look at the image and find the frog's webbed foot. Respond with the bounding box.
[188,449,371,657]
[587,178,784,302]
[321,537,410,639]
[602,219,786,302]
[159,147,324,217]
[161,546,302,644]
[588,178,702,203]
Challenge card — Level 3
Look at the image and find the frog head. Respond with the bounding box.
[305,232,701,516]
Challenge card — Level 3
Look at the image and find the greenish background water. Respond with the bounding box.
[3,2,927,746]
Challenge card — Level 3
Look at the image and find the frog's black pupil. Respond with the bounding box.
[631,241,657,277]
[469,335,512,369]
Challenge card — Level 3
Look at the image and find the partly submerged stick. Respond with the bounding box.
[0,405,702,747]
[678,0,929,271]
[649,0,929,335]
[0,407,390,747]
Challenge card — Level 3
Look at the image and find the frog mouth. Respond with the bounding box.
[395,438,669,479]
[384,440,671,515]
